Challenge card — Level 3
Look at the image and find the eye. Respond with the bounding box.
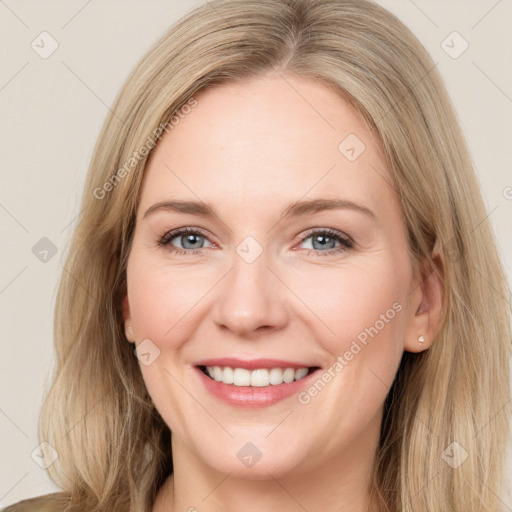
[297,228,353,255]
[158,227,213,254]
[157,227,353,257]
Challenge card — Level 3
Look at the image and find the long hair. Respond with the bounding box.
[11,0,511,510]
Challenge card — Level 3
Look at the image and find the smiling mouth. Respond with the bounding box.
[199,365,320,387]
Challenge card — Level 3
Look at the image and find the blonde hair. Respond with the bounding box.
[7,0,510,510]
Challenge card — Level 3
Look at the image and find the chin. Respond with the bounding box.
[192,436,309,480]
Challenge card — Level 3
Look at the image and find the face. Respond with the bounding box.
[123,73,427,479]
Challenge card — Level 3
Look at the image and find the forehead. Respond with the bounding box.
[138,73,394,219]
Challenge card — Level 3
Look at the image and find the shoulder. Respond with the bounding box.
[1,493,71,512]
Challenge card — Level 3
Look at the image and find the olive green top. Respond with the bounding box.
[2,493,70,512]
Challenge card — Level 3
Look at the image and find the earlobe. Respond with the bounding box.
[125,325,136,343]
[122,295,136,343]
[404,253,445,353]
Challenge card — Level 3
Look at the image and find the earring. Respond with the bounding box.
[418,335,425,344]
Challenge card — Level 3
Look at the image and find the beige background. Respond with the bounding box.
[1,0,511,507]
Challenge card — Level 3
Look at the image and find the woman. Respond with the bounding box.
[4,0,510,510]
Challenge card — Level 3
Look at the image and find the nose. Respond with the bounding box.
[212,250,289,338]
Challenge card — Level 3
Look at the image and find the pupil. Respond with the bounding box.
[183,234,202,249]
[313,235,334,250]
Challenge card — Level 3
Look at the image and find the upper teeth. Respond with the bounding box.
[206,366,309,387]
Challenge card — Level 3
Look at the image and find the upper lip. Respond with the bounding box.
[194,357,318,370]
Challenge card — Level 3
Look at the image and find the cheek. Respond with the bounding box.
[289,258,409,434]
[126,256,203,435]
[291,256,409,358]
[289,258,409,427]
[127,255,212,344]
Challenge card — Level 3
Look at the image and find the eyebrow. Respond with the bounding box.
[281,198,375,219]
[143,198,376,221]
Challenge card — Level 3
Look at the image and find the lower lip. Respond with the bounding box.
[195,367,318,408]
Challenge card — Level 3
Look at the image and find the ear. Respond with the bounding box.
[404,251,444,353]
[122,295,136,344]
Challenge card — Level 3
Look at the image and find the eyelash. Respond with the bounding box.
[157,227,353,257]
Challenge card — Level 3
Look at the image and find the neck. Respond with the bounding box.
[154,411,383,512]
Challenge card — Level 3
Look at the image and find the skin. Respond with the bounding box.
[122,72,443,512]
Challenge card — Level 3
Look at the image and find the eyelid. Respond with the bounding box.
[158,226,215,248]
[158,226,354,255]
[292,227,353,247]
